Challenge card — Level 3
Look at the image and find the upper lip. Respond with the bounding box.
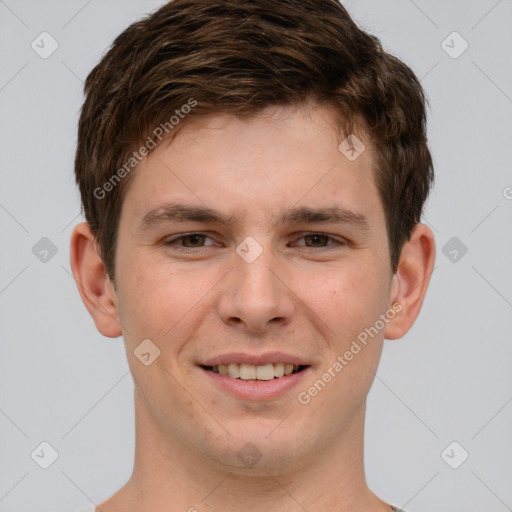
[200,352,311,367]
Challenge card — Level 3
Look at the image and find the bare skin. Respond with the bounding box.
[71,103,435,512]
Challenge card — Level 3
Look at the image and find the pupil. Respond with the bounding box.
[308,234,327,247]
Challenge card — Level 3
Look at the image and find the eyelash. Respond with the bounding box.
[164,232,346,251]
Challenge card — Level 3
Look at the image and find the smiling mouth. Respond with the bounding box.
[201,363,309,381]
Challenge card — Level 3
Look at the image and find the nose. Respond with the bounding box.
[216,243,296,334]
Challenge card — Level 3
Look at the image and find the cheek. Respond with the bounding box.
[302,267,389,411]
[115,253,178,341]
[303,263,389,341]
[116,255,219,348]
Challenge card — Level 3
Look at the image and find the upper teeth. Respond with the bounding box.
[212,363,299,380]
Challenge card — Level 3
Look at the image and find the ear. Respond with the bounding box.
[384,223,436,340]
[70,222,122,338]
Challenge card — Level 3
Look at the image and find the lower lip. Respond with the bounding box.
[200,366,311,400]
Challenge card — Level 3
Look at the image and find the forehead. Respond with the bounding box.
[120,103,384,230]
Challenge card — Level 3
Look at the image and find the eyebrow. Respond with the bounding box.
[137,202,369,232]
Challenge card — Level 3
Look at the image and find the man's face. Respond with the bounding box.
[113,103,397,471]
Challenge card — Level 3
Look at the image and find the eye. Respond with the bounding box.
[164,233,215,249]
[163,232,345,252]
[292,233,344,248]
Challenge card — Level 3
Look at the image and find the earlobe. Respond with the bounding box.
[384,223,436,340]
[70,222,123,338]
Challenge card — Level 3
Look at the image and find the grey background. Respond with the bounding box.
[0,1,511,511]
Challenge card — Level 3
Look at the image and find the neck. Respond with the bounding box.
[99,389,391,512]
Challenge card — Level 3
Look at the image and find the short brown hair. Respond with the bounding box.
[75,0,434,283]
